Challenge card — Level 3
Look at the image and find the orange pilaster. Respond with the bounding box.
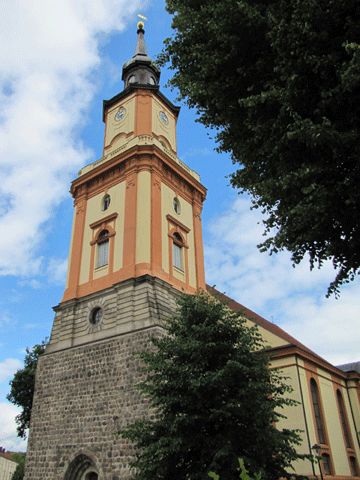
[193,202,206,290]
[122,172,137,277]
[62,195,87,302]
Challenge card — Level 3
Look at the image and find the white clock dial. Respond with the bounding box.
[159,110,169,126]
[115,107,126,122]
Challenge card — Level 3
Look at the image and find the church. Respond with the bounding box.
[24,22,360,480]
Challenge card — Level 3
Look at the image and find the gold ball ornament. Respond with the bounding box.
[137,21,144,30]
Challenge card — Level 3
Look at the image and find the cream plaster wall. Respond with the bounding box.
[136,171,151,264]
[271,359,314,475]
[173,266,185,282]
[318,373,350,475]
[79,182,125,285]
[0,457,17,480]
[104,95,135,153]
[161,183,196,288]
[152,97,176,152]
[348,384,360,445]
[245,319,289,349]
[343,385,360,463]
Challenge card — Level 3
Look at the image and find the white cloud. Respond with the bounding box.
[0,402,27,451]
[18,278,42,289]
[0,358,22,382]
[205,197,360,365]
[0,0,144,277]
[47,257,68,285]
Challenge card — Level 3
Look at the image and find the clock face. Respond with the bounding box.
[115,107,126,122]
[159,110,169,126]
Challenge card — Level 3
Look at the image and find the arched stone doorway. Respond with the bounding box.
[64,454,99,480]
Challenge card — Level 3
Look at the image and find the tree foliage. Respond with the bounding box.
[7,341,46,438]
[11,453,26,480]
[123,293,304,480]
[160,0,360,296]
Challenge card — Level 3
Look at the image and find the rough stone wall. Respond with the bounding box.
[24,327,163,480]
[25,276,180,480]
[48,275,179,354]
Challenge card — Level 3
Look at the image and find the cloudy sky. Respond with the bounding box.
[0,0,359,452]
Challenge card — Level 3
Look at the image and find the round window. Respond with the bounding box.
[173,197,181,215]
[102,194,111,211]
[89,307,103,325]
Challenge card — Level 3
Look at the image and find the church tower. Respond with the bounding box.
[24,23,206,480]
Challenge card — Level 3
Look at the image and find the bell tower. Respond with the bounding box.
[24,23,206,480]
[63,21,206,305]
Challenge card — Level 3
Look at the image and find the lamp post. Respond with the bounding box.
[312,444,324,480]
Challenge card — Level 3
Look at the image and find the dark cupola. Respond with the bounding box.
[122,21,160,88]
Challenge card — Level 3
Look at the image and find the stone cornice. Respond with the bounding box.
[103,86,180,122]
[71,141,207,204]
[78,135,200,181]
[269,344,360,381]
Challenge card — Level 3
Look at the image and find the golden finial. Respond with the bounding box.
[137,14,147,30]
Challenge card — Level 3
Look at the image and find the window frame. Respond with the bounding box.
[349,456,359,477]
[321,453,332,476]
[172,232,184,271]
[336,389,353,449]
[310,378,327,445]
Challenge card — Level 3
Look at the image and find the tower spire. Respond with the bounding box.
[134,21,147,57]
[122,20,160,88]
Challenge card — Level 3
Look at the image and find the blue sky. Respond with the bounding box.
[0,0,359,451]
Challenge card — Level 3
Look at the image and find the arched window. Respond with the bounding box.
[128,75,136,85]
[96,230,109,268]
[310,379,326,444]
[349,456,359,477]
[89,307,103,326]
[336,389,352,448]
[173,232,184,271]
[64,454,98,480]
[321,454,332,475]
[84,472,98,480]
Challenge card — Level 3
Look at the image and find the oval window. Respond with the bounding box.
[128,75,136,84]
[173,197,181,215]
[89,307,103,325]
[102,194,111,211]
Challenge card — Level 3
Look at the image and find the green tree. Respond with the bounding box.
[7,341,46,438]
[11,453,26,480]
[123,293,303,480]
[160,0,360,296]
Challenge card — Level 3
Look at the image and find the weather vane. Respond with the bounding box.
[137,13,147,30]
